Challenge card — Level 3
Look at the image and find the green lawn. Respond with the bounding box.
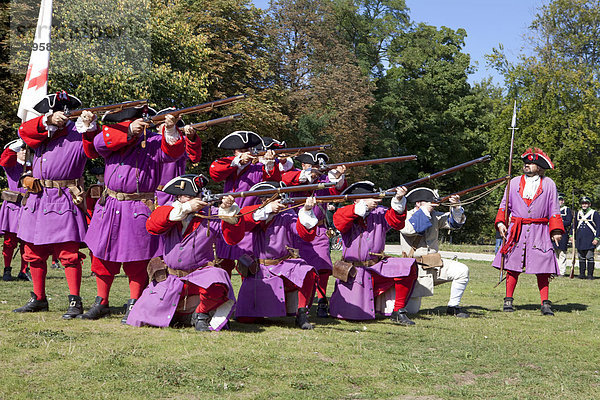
[0,253,599,400]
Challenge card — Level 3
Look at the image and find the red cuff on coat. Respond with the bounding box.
[160,130,185,159]
[297,218,316,242]
[495,208,507,230]
[185,136,202,163]
[263,162,281,181]
[146,206,178,235]
[282,170,302,186]
[102,122,134,151]
[18,116,52,148]
[82,126,100,159]
[333,204,360,234]
[384,208,406,230]
[549,213,565,234]
[240,204,263,231]
[222,216,245,245]
[209,156,237,182]
[0,148,17,168]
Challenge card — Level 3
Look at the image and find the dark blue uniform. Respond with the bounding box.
[554,206,573,251]
[575,208,600,278]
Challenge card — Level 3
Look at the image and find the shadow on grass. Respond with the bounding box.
[514,303,588,313]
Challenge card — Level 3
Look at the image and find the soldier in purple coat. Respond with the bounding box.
[235,181,320,329]
[330,182,418,325]
[80,106,199,322]
[127,174,244,331]
[282,151,347,317]
[0,139,29,281]
[493,148,565,316]
[209,131,280,275]
[13,92,99,318]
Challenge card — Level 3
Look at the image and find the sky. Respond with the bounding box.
[251,0,547,86]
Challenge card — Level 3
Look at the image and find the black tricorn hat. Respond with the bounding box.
[33,91,82,114]
[162,174,209,197]
[521,148,554,170]
[101,105,157,124]
[558,192,565,200]
[249,180,286,193]
[156,107,185,128]
[260,137,286,150]
[218,131,263,150]
[406,187,440,203]
[341,181,377,196]
[580,196,592,204]
[295,151,329,166]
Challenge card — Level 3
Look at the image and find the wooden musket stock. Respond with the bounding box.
[64,99,149,119]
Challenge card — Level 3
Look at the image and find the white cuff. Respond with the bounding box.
[391,196,406,214]
[168,201,193,221]
[298,169,313,183]
[17,158,25,165]
[451,206,466,223]
[354,200,369,218]
[42,115,59,137]
[218,203,241,224]
[163,125,181,145]
[259,157,275,172]
[75,117,98,134]
[231,154,249,172]
[253,203,273,221]
[298,207,318,229]
[327,170,345,190]
[8,139,24,152]
[279,158,294,172]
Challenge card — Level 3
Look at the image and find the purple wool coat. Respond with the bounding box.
[235,208,317,318]
[492,175,564,274]
[329,205,416,320]
[0,157,25,234]
[85,127,183,262]
[127,206,235,331]
[17,121,89,245]
[156,157,187,206]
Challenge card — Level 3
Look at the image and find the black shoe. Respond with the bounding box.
[13,292,49,312]
[295,307,314,330]
[578,275,586,279]
[16,271,32,281]
[191,312,211,332]
[77,296,110,320]
[389,309,415,326]
[317,298,329,318]
[3,267,13,281]
[121,299,136,324]
[447,306,470,318]
[62,295,83,319]
[541,300,554,316]
[587,276,594,280]
[503,297,514,312]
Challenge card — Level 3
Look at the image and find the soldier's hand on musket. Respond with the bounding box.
[80,110,96,127]
[395,186,408,199]
[238,152,254,165]
[183,124,198,140]
[220,195,236,210]
[163,114,179,130]
[364,198,381,211]
[269,199,287,214]
[303,196,317,211]
[129,118,149,138]
[497,222,508,239]
[330,165,347,178]
[187,197,210,212]
[448,194,460,207]
[48,111,68,128]
[263,149,276,161]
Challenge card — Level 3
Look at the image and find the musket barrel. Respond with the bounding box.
[65,99,149,119]
[150,94,246,124]
[435,176,510,203]
[396,155,491,189]
[324,155,417,170]
[212,182,336,200]
[189,113,243,131]
[252,144,332,157]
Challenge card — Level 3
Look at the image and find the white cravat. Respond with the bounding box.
[522,175,540,199]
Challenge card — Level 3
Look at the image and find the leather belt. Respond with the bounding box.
[39,177,84,189]
[346,256,383,268]
[105,188,154,202]
[259,255,292,266]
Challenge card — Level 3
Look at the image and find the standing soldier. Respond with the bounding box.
[1,139,29,281]
[330,182,418,326]
[13,91,99,318]
[81,106,198,322]
[553,193,572,276]
[282,151,347,317]
[493,148,565,316]
[399,187,470,318]
[127,174,244,331]
[209,131,280,275]
[574,196,600,280]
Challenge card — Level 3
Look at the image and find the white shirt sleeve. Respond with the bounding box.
[218,203,241,225]
[391,196,407,214]
[298,207,319,229]
[75,117,98,134]
[327,170,346,190]
[230,154,250,172]
[279,158,294,172]
[168,201,194,222]
[354,200,369,217]
[253,202,274,221]
[162,125,181,145]
[450,206,466,223]
[42,115,59,137]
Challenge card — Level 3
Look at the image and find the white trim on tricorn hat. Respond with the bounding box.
[4,138,25,151]
[260,137,286,150]
[101,105,157,124]
[249,181,286,192]
[406,187,440,203]
[521,148,554,169]
[295,151,329,165]
[218,131,263,150]
[341,181,377,196]
[33,91,82,114]
[162,174,209,197]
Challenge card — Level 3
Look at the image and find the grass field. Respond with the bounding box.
[1,252,599,400]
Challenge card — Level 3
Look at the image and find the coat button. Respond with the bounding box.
[134,213,137,216]
[116,210,120,214]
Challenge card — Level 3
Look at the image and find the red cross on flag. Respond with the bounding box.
[17,0,53,122]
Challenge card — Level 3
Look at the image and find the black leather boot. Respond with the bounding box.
[317,297,329,318]
[541,300,554,316]
[579,260,586,279]
[389,309,415,326]
[77,296,110,320]
[295,307,314,329]
[13,292,49,312]
[446,306,470,318]
[191,312,211,332]
[17,270,32,281]
[3,267,13,281]
[62,295,83,319]
[587,262,594,280]
[121,299,136,324]
[503,296,514,312]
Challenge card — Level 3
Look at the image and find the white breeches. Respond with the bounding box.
[554,248,567,275]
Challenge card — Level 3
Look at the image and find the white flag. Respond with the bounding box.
[17,0,53,122]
